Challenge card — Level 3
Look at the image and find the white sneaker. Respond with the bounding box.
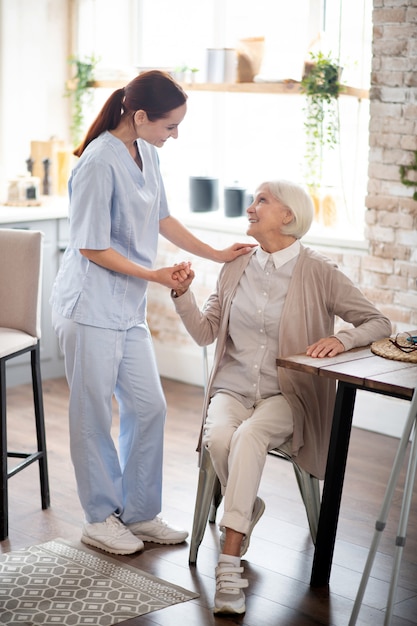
[81,514,144,555]
[214,560,248,614]
[220,497,265,557]
[128,515,188,544]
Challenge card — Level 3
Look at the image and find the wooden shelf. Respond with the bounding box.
[69,79,369,100]
[179,81,369,99]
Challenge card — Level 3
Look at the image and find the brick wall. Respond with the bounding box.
[148,0,417,385]
[366,0,417,328]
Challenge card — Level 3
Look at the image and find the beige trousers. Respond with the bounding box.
[203,392,294,535]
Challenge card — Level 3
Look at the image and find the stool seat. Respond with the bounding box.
[0,327,38,358]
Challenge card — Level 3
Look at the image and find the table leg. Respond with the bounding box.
[310,382,356,587]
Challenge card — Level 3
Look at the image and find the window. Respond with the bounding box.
[75,0,372,241]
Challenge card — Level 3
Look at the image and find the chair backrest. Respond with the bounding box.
[0,228,43,338]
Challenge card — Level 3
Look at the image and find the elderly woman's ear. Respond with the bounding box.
[283,210,294,225]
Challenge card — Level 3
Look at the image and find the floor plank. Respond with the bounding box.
[2,376,417,625]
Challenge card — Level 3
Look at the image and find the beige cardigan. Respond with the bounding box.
[172,246,392,479]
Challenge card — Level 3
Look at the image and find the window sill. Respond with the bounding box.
[181,210,368,252]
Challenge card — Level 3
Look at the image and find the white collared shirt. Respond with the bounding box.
[255,239,301,270]
[212,240,301,407]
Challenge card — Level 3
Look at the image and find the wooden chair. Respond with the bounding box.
[189,348,321,564]
[0,228,50,540]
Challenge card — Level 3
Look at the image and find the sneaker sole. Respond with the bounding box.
[81,535,144,555]
[213,603,246,615]
[132,533,188,545]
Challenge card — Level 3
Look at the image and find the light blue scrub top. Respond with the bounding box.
[50,131,170,330]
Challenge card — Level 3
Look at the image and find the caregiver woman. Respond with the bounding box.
[50,70,254,556]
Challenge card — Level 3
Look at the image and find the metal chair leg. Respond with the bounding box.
[189,447,219,564]
[209,478,222,523]
[0,359,8,541]
[0,344,50,542]
[31,343,50,510]
[272,445,321,545]
[292,464,321,544]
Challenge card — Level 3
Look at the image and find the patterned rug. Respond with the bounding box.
[0,538,199,625]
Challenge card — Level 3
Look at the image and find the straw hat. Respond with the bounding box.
[371,334,417,363]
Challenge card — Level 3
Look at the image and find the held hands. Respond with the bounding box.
[152,261,195,293]
[306,336,345,358]
[172,265,195,296]
[172,261,192,283]
[153,261,192,290]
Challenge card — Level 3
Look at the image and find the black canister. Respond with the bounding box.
[246,192,254,207]
[224,186,247,217]
[189,176,219,212]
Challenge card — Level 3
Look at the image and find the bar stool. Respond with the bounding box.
[0,228,50,541]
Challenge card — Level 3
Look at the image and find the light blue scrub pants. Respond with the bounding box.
[52,311,166,524]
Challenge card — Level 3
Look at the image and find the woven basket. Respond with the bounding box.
[371,336,417,363]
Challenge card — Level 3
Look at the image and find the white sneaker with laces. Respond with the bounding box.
[128,515,188,544]
[220,496,265,557]
[214,559,248,614]
[81,514,144,555]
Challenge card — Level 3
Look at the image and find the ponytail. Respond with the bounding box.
[74,88,125,157]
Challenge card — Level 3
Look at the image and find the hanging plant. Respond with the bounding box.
[399,151,417,201]
[300,51,342,192]
[64,55,98,148]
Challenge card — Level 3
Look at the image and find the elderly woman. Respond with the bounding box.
[171,180,391,615]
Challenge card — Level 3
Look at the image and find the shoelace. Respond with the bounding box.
[106,516,129,534]
[215,565,248,594]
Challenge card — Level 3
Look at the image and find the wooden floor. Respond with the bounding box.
[2,376,417,626]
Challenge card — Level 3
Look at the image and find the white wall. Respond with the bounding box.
[0,0,70,201]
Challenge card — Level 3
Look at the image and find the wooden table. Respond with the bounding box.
[276,345,417,588]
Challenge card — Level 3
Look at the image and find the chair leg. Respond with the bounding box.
[270,447,321,545]
[292,464,321,545]
[209,477,223,523]
[31,343,50,510]
[189,447,219,564]
[0,359,8,541]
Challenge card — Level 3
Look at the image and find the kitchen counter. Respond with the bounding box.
[0,195,69,224]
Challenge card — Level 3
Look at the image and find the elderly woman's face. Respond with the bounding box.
[246,184,293,240]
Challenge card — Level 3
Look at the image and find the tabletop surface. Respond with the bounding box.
[276,344,417,400]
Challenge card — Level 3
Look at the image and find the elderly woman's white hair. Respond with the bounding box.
[257,180,314,239]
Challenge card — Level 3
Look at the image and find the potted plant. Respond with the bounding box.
[65,55,98,148]
[300,51,342,224]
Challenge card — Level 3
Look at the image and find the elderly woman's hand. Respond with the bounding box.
[306,336,345,358]
[172,262,195,297]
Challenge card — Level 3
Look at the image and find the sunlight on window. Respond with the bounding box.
[76,0,372,242]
